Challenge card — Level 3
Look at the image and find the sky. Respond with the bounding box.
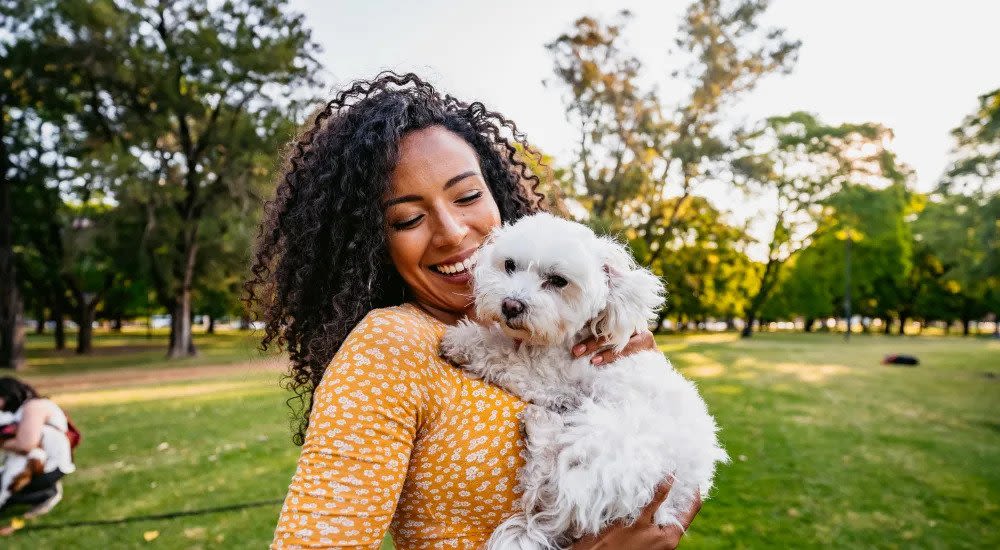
[287,0,999,230]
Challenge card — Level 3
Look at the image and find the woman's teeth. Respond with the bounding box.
[433,257,475,275]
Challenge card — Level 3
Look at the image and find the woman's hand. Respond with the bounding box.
[571,479,701,550]
[571,329,656,365]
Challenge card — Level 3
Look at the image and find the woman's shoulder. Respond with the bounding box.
[352,303,442,341]
[335,303,445,370]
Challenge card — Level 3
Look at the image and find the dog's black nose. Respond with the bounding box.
[501,298,526,320]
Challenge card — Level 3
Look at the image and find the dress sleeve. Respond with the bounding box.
[272,310,428,549]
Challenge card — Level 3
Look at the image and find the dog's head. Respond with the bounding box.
[471,212,664,350]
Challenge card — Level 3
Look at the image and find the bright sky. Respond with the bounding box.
[289,0,998,221]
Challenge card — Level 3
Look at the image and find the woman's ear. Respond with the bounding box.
[590,237,665,352]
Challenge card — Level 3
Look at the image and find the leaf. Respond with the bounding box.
[10,518,25,530]
[143,530,160,541]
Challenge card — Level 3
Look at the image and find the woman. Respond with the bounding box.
[0,377,75,523]
[247,72,700,549]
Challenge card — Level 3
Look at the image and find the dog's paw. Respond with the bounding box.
[440,320,481,365]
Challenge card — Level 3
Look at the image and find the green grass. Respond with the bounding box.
[3,331,998,549]
[23,329,273,376]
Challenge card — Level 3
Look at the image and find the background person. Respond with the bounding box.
[0,377,75,525]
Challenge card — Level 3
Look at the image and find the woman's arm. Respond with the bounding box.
[2,399,49,454]
[272,312,426,549]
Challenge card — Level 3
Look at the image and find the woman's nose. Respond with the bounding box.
[432,209,469,247]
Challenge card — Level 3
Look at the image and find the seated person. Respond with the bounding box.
[0,377,75,520]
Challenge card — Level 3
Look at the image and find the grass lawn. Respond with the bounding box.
[2,330,997,549]
[23,328,270,377]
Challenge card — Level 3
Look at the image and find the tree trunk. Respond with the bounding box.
[53,303,66,350]
[76,303,95,354]
[0,285,25,371]
[112,315,123,332]
[883,318,892,335]
[740,315,755,338]
[238,313,250,331]
[803,317,815,333]
[34,304,45,334]
[0,121,25,369]
[207,315,216,335]
[961,318,971,336]
[167,295,196,358]
[166,234,199,358]
[897,316,908,336]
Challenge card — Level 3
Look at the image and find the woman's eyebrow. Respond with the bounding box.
[382,170,479,209]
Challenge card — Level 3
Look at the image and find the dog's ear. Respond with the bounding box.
[590,237,665,352]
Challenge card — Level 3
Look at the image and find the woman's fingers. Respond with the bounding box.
[591,330,656,365]
[638,478,673,524]
[677,492,702,531]
[571,336,607,359]
[574,330,656,365]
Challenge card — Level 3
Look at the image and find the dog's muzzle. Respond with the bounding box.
[501,298,527,320]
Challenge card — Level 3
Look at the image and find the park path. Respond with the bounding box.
[23,358,287,394]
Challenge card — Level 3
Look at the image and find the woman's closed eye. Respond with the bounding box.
[391,214,424,231]
[455,190,483,204]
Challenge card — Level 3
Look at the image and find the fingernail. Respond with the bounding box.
[572,344,585,357]
[591,356,603,365]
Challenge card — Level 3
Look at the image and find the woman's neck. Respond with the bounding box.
[410,301,468,326]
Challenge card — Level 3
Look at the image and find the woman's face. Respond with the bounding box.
[383,125,502,323]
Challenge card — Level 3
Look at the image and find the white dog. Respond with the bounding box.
[441,213,728,550]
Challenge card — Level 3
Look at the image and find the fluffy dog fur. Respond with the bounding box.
[441,213,728,549]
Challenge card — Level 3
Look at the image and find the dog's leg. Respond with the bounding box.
[487,514,549,550]
[510,405,573,548]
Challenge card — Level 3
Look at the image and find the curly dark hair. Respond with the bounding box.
[244,72,547,444]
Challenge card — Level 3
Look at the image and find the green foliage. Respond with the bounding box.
[4,0,321,358]
[733,112,912,334]
[548,1,798,325]
[910,193,999,328]
[945,88,1000,194]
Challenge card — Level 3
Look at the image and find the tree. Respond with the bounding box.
[547,1,799,268]
[1,0,86,367]
[646,196,757,329]
[731,112,908,337]
[61,0,321,357]
[938,88,1000,335]
[945,88,1000,195]
[911,193,998,335]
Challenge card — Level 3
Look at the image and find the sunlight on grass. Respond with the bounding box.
[770,362,850,383]
[53,378,273,407]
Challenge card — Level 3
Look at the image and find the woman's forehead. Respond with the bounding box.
[389,127,479,193]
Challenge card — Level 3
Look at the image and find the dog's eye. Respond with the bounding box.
[546,275,568,288]
[505,259,516,274]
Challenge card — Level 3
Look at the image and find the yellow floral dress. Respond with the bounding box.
[272,303,527,549]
